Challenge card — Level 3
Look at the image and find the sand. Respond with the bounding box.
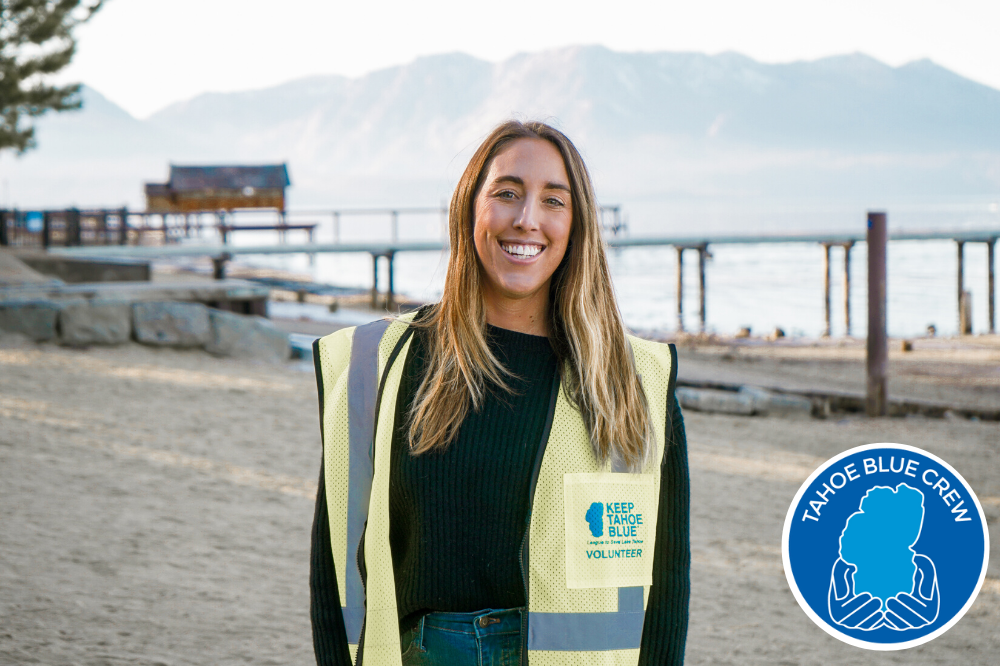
[1,338,997,665]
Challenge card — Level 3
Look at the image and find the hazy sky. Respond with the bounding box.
[60,0,1000,119]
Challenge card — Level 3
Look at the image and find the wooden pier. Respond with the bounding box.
[40,226,999,336]
[3,203,994,337]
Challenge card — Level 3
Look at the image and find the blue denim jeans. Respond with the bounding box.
[400,608,523,666]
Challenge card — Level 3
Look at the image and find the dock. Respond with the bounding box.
[46,228,999,334]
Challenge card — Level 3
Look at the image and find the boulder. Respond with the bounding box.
[132,301,211,347]
[59,300,132,345]
[0,300,61,341]
[206,309,290,363]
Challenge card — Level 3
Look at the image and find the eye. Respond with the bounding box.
[494,189,517,200]
[544,195,566,207]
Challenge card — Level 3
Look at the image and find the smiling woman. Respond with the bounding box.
[472,137,573,335]
[310,120,691,666]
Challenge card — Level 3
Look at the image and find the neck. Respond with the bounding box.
[481,285,550,337]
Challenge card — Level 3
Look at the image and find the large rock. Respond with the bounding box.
[132,301,211,347]
[206,309,290,363]
[0,300,61,341]
[59,300,132,345]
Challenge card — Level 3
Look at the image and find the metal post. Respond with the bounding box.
[956,240,966,335]
[866,212,887,417]
[119,207,129,245]
[698,244,707,334]
[675,246,684,332]
[42,212,51,248]
[333,212,341,243]
[391,210,399,243]
[822,243,832,337]
[371,253,380,309]
[386,251,396,310]
[0,209,6,246]
[843,241,854,337]
[987,238,995,334]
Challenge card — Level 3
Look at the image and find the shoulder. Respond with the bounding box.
[626,335,677,375]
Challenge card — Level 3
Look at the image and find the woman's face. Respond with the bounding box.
[472,138,573,312]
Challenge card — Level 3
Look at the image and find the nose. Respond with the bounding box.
[513,197,541,231]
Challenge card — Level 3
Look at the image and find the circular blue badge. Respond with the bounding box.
[782,442,989,650]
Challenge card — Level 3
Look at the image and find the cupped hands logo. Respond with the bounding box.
[828,484,940,632]
[782,443,988,650]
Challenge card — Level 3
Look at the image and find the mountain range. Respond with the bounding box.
[3,45,999,232]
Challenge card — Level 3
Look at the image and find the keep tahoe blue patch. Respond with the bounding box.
[782,443,989,650]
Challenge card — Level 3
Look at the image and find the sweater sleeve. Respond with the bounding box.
[310,463,354,666]
[638,394,691,666]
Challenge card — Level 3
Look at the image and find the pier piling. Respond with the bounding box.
[675,246,684,332]
[988,238,996,334]
[956,240,967,335]
[843,241,854,336]
[867,212,888,417]
[821,243,832,337]
[371,254,379,309]
[698,244,707,334]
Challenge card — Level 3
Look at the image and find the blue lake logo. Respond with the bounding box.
[585,502,604,537]
[782,443,989,650]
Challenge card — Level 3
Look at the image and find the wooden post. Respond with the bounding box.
[822,243,832,337]
[371,253,380,309]
[960,291,973,335]
[843,241,854,337]
[675,246,684,332]
[386,251,396,310]
[956,240,966,335]
[866,212,887,417]
[0,209,7,246]
[698,244,707,334]
[988,238,996,334]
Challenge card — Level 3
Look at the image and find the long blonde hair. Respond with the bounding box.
[407,120,655,471]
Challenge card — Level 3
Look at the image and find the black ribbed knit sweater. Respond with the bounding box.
[310,325,690,665]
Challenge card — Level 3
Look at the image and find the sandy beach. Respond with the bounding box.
[1,333,997,665]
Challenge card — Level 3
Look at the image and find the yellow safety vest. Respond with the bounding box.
[314,314,676,666]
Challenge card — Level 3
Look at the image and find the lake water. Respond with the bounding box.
[220,200,1000,339]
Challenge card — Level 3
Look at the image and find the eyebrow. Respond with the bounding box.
[493,175,571,192]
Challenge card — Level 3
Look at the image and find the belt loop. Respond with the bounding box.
[417,614,426,651]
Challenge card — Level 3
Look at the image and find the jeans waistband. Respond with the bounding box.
[419,607,523,637]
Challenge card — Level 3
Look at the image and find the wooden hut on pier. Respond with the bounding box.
[144,164,290,213]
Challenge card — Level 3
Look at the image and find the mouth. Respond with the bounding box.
[499,240,545,259]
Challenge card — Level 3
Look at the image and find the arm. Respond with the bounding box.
[310,463,354,666]
[638,395,691,666]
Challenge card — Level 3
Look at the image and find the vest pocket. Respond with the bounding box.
[563,472,656,589]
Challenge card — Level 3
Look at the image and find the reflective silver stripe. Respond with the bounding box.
[528,586,644,651]
[528,588,645,652]
[343,319,391,643]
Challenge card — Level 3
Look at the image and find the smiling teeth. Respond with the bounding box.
[502,243,542,258]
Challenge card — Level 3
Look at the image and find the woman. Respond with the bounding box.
[310,120,690,666]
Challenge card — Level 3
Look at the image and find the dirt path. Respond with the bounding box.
[1,342,996,665]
